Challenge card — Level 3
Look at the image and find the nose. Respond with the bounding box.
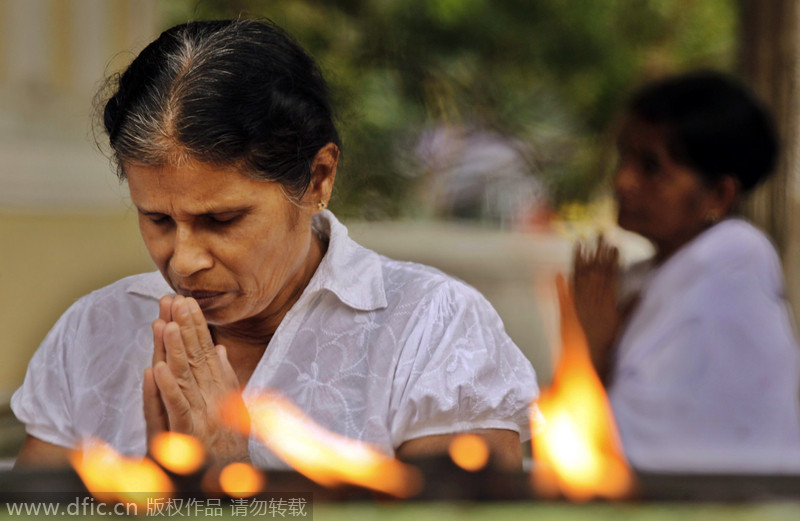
[169,225,213,278]
[613,160,639,198]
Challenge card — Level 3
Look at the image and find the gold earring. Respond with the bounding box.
[318,201,327,210]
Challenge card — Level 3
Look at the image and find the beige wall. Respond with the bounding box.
[0,0,160,401]
[0,211,154,399]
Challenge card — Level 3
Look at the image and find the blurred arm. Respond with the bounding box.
[14,435,71,469]
[395,428,521,470]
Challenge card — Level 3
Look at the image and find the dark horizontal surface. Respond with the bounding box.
[634,471,800,502]
[1,460,799,503]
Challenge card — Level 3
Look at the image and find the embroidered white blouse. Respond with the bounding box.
[610,218,800,472]
[12,211,539,467]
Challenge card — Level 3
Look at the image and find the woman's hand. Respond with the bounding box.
[572,235,621,381]
[143,295,250,464]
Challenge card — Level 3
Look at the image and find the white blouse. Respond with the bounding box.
[12,211,539,467]
[610,218,800,472]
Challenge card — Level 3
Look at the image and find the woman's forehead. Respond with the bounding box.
[125,161,280,210]
[617,116,669,151]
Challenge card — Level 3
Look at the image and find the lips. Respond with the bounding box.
[176,289,228,309]
[181,290,224,299]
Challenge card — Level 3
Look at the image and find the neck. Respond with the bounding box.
[653,221,718,265]
[209,232,327,386]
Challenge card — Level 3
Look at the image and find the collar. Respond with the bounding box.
[306,210,387,311]
[124,210,387,311]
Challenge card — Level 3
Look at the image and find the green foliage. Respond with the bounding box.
[160,0,738,219]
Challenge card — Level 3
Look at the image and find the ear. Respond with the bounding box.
[706,175,741,219]
[306,143,339,212]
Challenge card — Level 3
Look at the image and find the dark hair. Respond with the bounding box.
[627,70,778,193]
[100,19,341,200]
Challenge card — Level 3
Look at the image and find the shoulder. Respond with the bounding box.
[688,219,783,292]
[77,271,168,310]
[691,218,777,265]
[31,271,167,384]
[317,212,508,337]
[86,270,170,300]
[646,218,781,295]
[378,255,498,323]
[49,271,169,340]
[379,255,468,297]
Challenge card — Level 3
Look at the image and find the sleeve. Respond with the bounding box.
[389,280,540,447]
[10,300,85,449]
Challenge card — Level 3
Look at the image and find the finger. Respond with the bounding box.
[159,295,173,323]
[153,361,194,435]
[187,298,216,354]
[216,345,240,389]
[572,243,586,288]
[555,273,570,310]
[187,298,226,383]
[153,295,174,366]
[163,321,206,411]
[207,345,242,421]
[143,367,169,439]
[603,239,616,266]
[572,243,582,277]
[171,298,215,384]
[610,245,620,267]
[595,234,606,263]
[152,319,167,366]
[555,274,585,353]
[163,321,193,379]
[593,234,606,264]
[575,239,591,268]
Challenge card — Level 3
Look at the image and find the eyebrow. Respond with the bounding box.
[136,205,255,217]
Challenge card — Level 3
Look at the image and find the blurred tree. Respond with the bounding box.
[739,0,798,256]
[737,0,800,328]
[159,0,738,220]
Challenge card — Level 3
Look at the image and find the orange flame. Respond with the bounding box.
[149,432,206,475]
[531,275,634,502]
[224,391,422,498]
[448,434,490,472]
[71,438,174,507]
[219,462,266,498]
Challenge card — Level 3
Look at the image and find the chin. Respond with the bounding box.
[200,306,232,326]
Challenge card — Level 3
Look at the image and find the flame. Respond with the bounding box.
[531,275,634,502]
[448,434,490,472]
[224,391,422,498]
[219,462,266,498]
[149,432,206,475]
[71,438,174,507]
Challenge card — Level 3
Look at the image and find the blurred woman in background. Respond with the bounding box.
[573,71,800,471]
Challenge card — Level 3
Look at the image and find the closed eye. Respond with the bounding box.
[141,211,172,226]
[203,212,243,226]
